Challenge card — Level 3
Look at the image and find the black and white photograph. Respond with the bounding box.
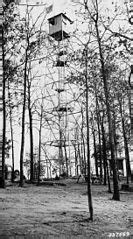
[0,0,133,238]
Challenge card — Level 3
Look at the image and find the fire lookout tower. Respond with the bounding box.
[48,13,73,175]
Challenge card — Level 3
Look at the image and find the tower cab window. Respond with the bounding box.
[50,18,57,26]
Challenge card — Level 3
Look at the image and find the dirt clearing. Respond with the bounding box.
[0,179,132,238]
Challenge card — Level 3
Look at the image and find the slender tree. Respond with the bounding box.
[37,103,43,185]
[7,79,15,182]
[1,7,6,188]
[117,92,131,184]
[85,46,93,220]
[84,0,120,200]
[27,64,34,183]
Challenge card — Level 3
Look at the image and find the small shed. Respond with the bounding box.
[48,13,73,41]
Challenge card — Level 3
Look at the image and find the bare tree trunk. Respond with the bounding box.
[64,142,68,176]
[7,80,15,183]
[29,105,34,182]
[118,98,131,184]
[27,68,34,183]
[19,48,28,187]
[1,24,6,188]
[75,127,82,174]
[37,105,43,185]
[81,108,86,174]
[95,91,103,181]
[85,47,93,220]
[9,105,14,183]
[107,160,112,193]
[112,108,118,163]
[101,117,107,186]
[73,143,78,176]
[96,110,102,181]
[92,127,98,177]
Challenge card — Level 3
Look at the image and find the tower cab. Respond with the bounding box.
[48,13,73,41]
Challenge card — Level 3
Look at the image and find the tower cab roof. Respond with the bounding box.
[48,13,73,24]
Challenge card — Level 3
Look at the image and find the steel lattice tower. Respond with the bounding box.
[48,13,73,175]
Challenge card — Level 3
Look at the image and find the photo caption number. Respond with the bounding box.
[108,232,130,238]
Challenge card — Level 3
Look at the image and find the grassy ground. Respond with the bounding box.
[0,178,132,239]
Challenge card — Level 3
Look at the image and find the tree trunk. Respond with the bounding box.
[85,47,93,220]
[107,160,112,193]
[37,105,43,185]
[95,90,103,180]
[27,71,34,183]
[1,24,6,188]
[29,106,34,182]
[112,109,118,163]
[81,108,86,174]
[101,117,107,185]
[73,143,78,176]
[7,80,15,183]
[64,142,68,176]
[92,128,99,177]
[118,98,131,184]
[96,105,102,181]
[19,48,28,187]
[10,106,15,183]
